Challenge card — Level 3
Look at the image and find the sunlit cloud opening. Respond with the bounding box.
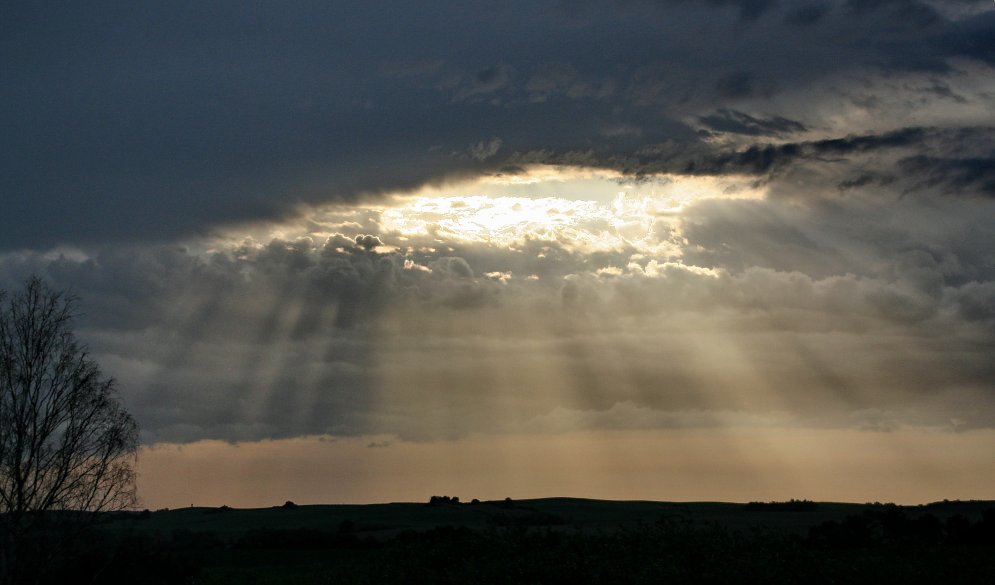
[378,166,765,253]
[213,165,767,259]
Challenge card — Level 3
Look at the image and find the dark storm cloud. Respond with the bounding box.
[688,127,930,175]
[836,172,895,192]
[654,0,781,21]
[784,3,832,25]
[569,126,995,200]
[3,1,993,249]
[898,155,995,197]
[714,72,758,99]
[698,109,808,136]
[935,10,995,65]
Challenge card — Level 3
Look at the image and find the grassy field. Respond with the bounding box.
[112,497,994,540]
[26,498,995,584]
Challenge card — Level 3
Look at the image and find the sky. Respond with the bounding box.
[2,0,994,507]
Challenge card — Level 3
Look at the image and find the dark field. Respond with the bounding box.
[33,498,995,584]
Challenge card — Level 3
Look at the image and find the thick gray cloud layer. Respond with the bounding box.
[1,0,993,444]
[3,1,993,248]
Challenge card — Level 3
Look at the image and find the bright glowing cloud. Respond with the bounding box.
[227,167,766,259]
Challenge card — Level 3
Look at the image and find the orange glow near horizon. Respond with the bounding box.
[137,429,995,509]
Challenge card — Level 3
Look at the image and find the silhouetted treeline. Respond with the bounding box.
[744,499,818,511]
[16,506,995,584]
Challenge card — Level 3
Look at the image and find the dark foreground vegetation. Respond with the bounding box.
[10,499,995,584]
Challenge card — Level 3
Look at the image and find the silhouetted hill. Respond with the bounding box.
[28,498,995,584]
[110,497,995,540]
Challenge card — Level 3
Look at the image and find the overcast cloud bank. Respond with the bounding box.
[1,1,993,447]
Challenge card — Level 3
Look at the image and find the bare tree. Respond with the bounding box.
[0,277,138,583]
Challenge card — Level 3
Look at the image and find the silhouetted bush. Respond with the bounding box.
[945,509,995,546]
[236,528,365,550]
[487,512,570,527]
[808,507,995,549]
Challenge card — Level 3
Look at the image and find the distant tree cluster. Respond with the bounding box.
[427,496,508,507]
[744,499,818,511]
